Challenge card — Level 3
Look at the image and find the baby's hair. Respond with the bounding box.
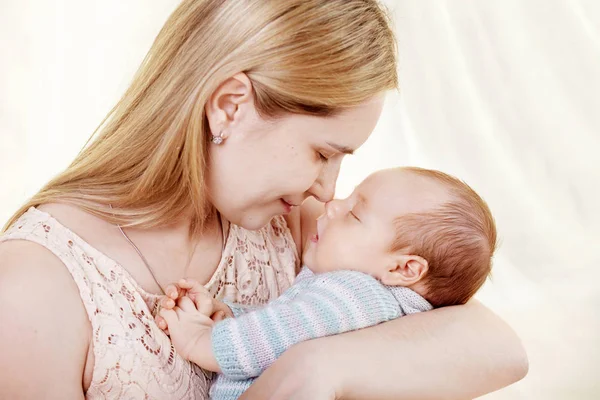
[389,167,497,307]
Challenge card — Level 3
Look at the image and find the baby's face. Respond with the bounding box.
[303,168,449,277]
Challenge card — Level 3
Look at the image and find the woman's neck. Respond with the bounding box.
[37,202,227,292]
[123,208,225,287]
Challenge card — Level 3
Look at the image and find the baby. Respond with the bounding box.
[156,166,497,399]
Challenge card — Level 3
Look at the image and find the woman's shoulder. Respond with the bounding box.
[0,239,90,396]
[37,202,109,236]
[0,202,97,376]
[3,203,115,253]
[0,237,91,327]
[0,203,94,301]
[0,236,92,340]
[2,203,123,276]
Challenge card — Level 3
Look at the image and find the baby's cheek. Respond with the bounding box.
[319,240,346,270]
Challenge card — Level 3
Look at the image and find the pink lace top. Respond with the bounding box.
[0,207,299,399]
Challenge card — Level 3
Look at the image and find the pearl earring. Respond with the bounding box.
[211,132,224,145]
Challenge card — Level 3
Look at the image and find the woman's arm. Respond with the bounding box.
[0,240,89,399]
[241,299,528,400]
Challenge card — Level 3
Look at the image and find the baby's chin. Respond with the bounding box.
[304,264,318,273]
[302,241,341,274]
[301,247,323,273]
[302,258,332,275]
[301,249,315,270]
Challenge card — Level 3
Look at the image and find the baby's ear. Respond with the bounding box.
[380,254,428,286]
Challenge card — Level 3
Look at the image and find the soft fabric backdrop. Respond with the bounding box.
[1,1,598,398]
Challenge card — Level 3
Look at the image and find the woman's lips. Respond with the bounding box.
[280,199,296,214]
[310,233,319,243]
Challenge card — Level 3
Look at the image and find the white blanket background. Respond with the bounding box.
[1,1,598,398]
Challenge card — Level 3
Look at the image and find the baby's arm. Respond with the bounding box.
[212,270,402,380]
[158,296,221,372]
[221,301,261,318]
[155,279,234,371]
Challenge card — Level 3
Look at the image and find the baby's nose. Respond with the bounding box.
[325,199,343,219]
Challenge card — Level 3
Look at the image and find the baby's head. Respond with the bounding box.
[303,167,497,307]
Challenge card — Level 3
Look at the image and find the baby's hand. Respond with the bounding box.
[158,296,218,369]
[155,279,233,331]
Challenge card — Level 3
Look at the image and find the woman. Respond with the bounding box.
[0,0,527,398]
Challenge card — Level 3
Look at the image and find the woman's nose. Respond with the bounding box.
[309,161,340,202]
[308,182,335,203]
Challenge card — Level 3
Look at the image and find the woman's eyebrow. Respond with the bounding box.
[326,142,355,155]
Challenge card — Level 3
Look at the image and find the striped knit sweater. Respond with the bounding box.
[209,266,433,399]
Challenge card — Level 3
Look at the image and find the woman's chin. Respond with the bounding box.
[233,211,277,231]
[225,202,290,230]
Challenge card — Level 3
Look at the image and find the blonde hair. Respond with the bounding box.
[4,0,398,233]
[390,167,497,307]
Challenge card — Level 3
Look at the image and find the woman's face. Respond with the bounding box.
[206,79,385,230]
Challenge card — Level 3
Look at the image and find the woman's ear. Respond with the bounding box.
[205,73,254,138]
[380,254,428,287]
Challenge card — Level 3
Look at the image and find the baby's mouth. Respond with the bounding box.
[316,215,326,239]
